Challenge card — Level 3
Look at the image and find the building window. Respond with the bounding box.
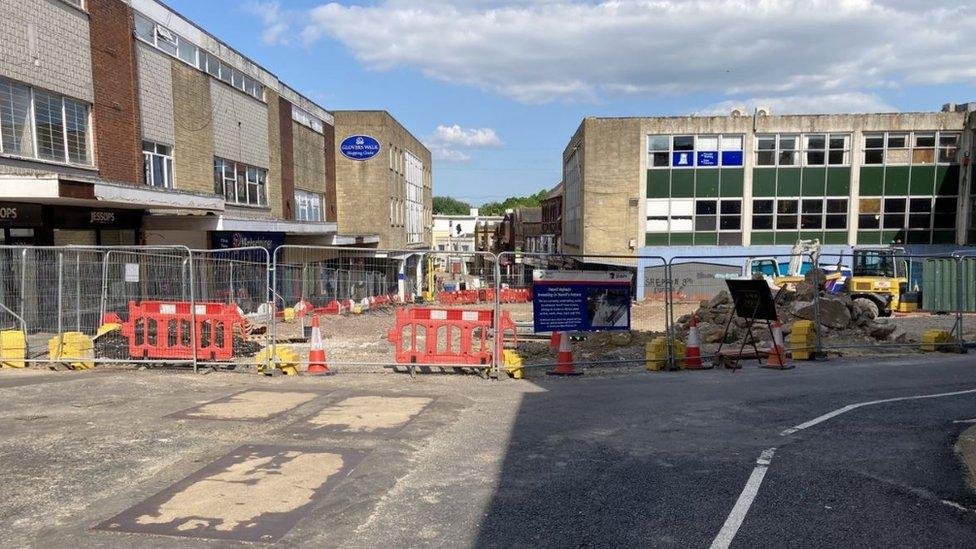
[404,151,425,244]
[295,190,324,221]
[213,158,267,206]
[134,12,264,102]
[648,134,744,169]
[142,141,173,188]
[291,105,324,133]
[755,197,847,232]
[861,131,958,166]
[0,78,90,166]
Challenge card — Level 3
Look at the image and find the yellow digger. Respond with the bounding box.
[844,246,908,318]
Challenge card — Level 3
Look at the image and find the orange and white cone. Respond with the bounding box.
[549,331,561,350]
[548,332,583,376]
[307,315,332,375]
[684,315,705,369]
[764,320,790,369]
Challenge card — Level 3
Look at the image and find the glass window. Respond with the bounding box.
[33,90,65,162]
[825,199,848,230]
[697,136,718,151]
[756,136,775,166]
[777,199,798,230]
[779,135,798,166]
[63,98,89,164]
[912,133,935,164]
[694,200,716,231]
[887,133,910,164]
[0,80,34,157]
[177,39,197,65]
[673,136,694,151]
[155,31,178,56]
[721,135,743,151]
[296,190,324,222]
[719,200,741,230]
[801,199,823,229]
[938,132,959,163]
[804,134,826,166]
[752,199,774,230]
[827,134,848,165]
[864,134,885,149]
[134,12,155,43]
[859,198,882,229]
[648,135,669,151]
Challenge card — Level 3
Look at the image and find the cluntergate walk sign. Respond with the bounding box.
[532,270,633,333]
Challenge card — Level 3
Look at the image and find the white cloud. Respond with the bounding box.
[698,92,898,116]
[425,124,502,162]
[244,1,291,45]
[298,0,976,104]
[430,125,503,148]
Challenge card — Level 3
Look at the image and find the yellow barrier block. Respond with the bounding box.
[48,332,94,370]
[256,346,300,375]
[96,323,121,337]
[791,320,815,335]
[502,350,523,379]
[283,308,296,322]
[1,330,27,368]
[646,337,685,371]
[921,329,952,352]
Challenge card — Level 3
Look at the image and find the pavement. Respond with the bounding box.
[0,353,975,548]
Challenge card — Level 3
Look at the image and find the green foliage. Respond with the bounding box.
[478,190,549,216]
[432,196,472,215]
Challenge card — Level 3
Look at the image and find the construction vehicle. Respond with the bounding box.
[842,246,908,318]
[744,239,846,291]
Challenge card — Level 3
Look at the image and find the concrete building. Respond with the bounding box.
[563,106,976,256]
[0,0,382,249]
[332,111,433,250]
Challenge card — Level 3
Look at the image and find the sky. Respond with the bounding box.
[164,0,976,206]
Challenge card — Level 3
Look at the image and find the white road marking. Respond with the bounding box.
[781,388,976,436]
[952,418,976,424]
[709,447,776,549]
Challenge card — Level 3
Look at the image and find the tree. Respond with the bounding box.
[479,189,549,216]
[433,196,472,215]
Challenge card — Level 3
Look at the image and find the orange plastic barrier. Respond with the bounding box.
[500,288,531,303]
[121,301,245,361]
[387,307,518,365]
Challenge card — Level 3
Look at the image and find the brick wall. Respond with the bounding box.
[266,90,283,218]
[0,0,93,102]
[88,0,142,184]
[171,61,214,195]
[277,96,295,220]
[135,43,174,145]
[211,80,269,168]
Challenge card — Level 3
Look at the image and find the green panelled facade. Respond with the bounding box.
[750,166,851,245]
[645,167,744,246]
[856,164,959,245]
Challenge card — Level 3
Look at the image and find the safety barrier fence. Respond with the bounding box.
[0,244,974,376]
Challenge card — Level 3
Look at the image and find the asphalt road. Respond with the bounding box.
[472,355,976,548]
[2,354,976,548]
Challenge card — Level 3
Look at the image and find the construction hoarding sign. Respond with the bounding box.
[532,270,632,333]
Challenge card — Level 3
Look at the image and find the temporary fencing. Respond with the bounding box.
[1,243,975,376]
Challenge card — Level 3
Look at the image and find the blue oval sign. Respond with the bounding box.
[340,135,381,161]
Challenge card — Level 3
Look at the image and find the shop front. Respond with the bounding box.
[0,203,144,246]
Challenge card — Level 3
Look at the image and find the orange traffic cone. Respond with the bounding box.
[684,315,706,369]
[763,320,791,369]
[549,331,561,350]
[548,332,582,376]
[307,315,332,375]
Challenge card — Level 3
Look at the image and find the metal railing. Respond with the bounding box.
[0,244,973,376]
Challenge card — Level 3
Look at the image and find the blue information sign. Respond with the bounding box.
[697,151,719,167]
[340,135,381,161]
[532,271,632,333]
[722,150,744,166]
[672,151,694,167]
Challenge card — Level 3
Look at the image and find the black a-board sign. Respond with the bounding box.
[725,279,778,321]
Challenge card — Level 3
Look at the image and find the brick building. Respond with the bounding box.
[0,0,433,249]
[540,182,563,254]
[332,111,433,249]
[563,106,976,257]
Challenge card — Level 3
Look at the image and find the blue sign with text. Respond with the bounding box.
[532,271,632,333]
[340,135,381,161]
[697,151,719,167]
[722,150,744,166]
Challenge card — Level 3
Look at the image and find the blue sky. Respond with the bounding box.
[164,1,976,206]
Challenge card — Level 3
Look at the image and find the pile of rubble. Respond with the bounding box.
[674,270,908,347]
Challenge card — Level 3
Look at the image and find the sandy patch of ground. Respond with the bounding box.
[307,396,431,432]
[183,390,318,420]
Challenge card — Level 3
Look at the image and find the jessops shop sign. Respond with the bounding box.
[339,135,381,161]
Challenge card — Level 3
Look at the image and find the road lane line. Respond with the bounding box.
[709,447,776,549]
[781,388,976,436]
